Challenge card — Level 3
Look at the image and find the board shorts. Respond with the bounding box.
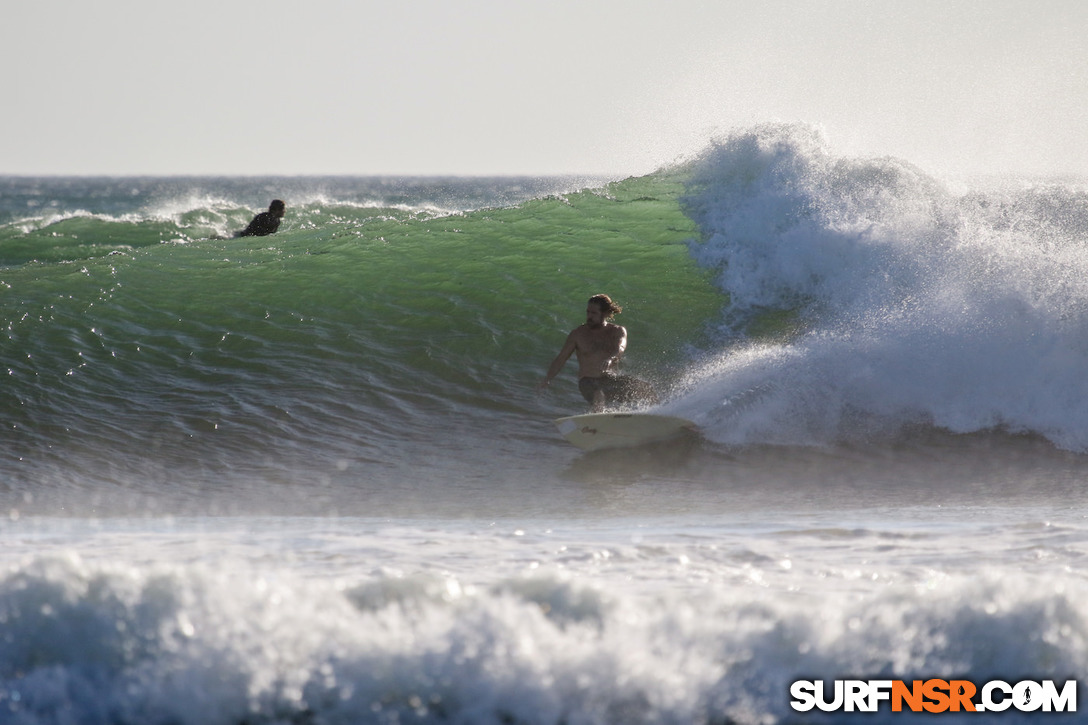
[578,373,659,408]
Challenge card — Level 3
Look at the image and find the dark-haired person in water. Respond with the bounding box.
[539,293,659,412]
[235,199,285,237]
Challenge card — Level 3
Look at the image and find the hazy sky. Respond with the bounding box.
[4,0,1086,177]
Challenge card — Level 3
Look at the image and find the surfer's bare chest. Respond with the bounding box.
[573,325,624,361]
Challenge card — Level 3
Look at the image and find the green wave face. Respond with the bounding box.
[1,172,724,492]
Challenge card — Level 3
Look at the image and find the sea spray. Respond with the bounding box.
[671,123,1088,451]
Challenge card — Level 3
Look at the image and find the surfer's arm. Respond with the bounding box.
[602,325,628,370]
[539,333,578,389]
[614,325,627,360]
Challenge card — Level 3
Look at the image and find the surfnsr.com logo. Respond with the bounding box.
[790,679,1078,714]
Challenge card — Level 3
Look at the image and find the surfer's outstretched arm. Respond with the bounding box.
[538,332,577,390]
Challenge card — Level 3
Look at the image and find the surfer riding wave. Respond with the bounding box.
[539,294,659,412]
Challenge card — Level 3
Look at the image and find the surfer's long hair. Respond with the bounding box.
[588,294,622,319]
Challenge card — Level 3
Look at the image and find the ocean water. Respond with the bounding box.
[2,123,1087,724]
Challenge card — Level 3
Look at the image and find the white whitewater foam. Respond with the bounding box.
[673,123,1088,451]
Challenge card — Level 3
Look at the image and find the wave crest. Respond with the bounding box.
[673,123,1088,451]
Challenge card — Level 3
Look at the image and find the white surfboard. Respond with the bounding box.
[554,412,697,452]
